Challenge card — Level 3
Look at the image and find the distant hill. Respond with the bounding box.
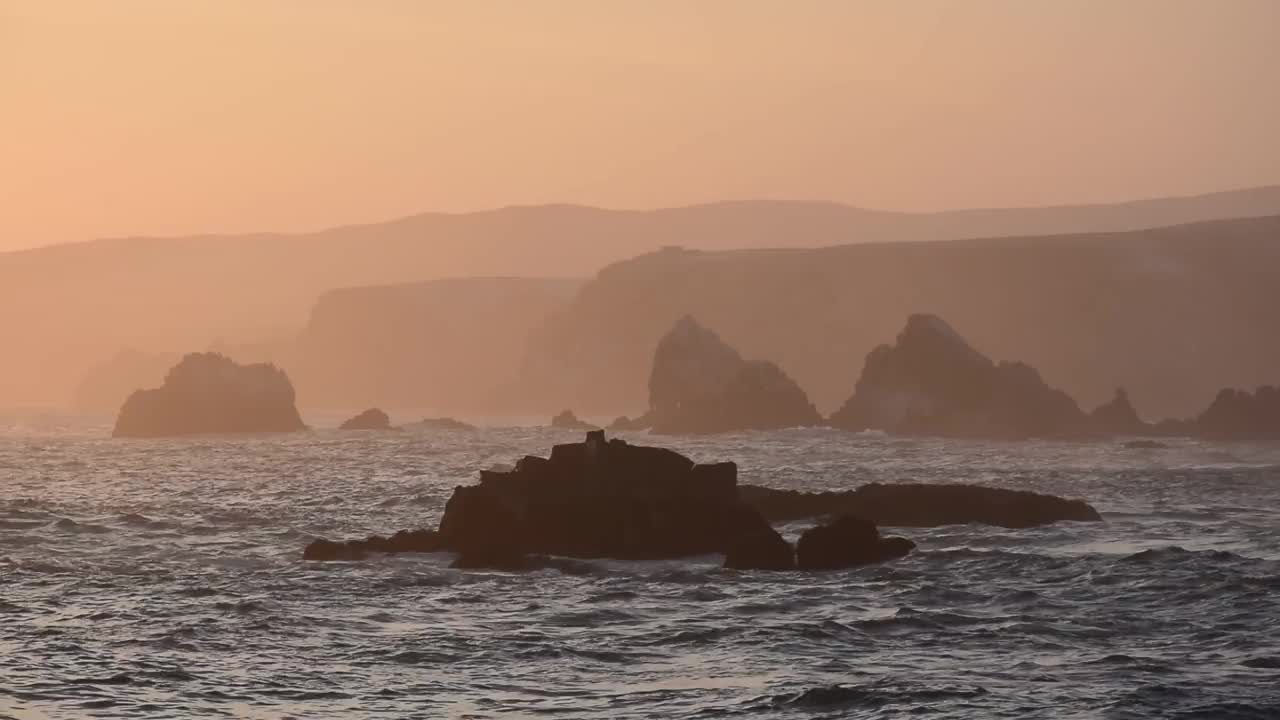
[4,185,1280,408]
[519,215,1280,420]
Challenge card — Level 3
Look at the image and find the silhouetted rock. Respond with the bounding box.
[1090,388,1148,435]
[723,524,795,571]
[433,431,774,566]
[1194,386,1280,439]
[739,482,1101,528]
[339,408,393,431]
[303,529,443,561]
[414,417,477,431]
[795,515,916,570]
[551,410,597,430]
[1123,439,1169,450]
[439,485,528,569]
[646,316,822,434]
[828,314,1087,439]
[112,353,306,438]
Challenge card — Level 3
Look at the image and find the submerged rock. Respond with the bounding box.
[1123,439,1169,450]
[828,314,1086,439]
[646,315,821,435]
[551,410,598,430]
[338,408,393,431]
[795,515,915,570]
[1090,388,1148,436]
[739,482,1101,528]
[112,352,306,438]
[303,529,443,561]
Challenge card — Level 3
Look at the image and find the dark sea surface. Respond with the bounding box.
[2,411,1279,719]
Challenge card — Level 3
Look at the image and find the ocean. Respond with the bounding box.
[2,413,1279,718]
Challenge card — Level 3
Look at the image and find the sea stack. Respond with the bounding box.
[1089,388,1148,436]
[828,314,1087,439]
[112,352,306,438]
[645,315,821,434]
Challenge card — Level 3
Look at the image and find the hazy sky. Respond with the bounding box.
[3,0,1279,250]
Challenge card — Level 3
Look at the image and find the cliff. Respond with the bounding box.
[519,215,1280,419]
[7,188,1280,410]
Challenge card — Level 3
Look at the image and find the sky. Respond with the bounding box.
[2,0,1279,251]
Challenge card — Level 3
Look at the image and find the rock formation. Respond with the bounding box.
[303,433,1108,570]
[551,410,598,430]
[307,431,789,570]
[645,316,822,434]
[1193,386,1280,439]
[338,408,393,431]
[1089,388,1148,435]
[112,353,306,438]
[738,483,1101,528]
[828,314,1087,439]
[795,515,916,570]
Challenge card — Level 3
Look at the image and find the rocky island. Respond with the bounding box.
[113,353,306,438]
[305,431,1101,570]
[828,314,1089,439]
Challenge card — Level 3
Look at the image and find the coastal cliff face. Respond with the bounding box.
[518,215,1280,419]
[284,277,581,412]
[10,191,1280,412]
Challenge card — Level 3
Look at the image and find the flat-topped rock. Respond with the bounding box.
[828,314,1087,439]
[646,315,821,434]
[113,352,306,438]
[739,482,1101,528]
[443,430,774,565]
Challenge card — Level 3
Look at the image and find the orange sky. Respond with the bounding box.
[3,0,1279,250]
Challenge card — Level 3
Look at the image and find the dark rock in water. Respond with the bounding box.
[415,417,477,431]
[112,352,306,438]
[1090,388,1148,436]
[437,430,774,564]
[608,414,652,431]
[724,523,795,571]
[828,314,1087,439]
[646,315,821,435]
[795,515,916,570]
[1123,439,1169,450]
[1194,386,1280,439]
[304,529,443,561]
[339,408,393,431]
[739,482,1101,528]
[438,485,528,569]
[551,410,598,430]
